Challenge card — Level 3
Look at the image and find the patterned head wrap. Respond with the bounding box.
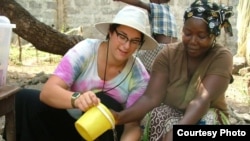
[184,0,234,36]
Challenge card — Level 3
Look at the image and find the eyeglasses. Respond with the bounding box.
[114,29,143,48]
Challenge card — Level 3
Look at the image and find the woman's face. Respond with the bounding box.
[182,17,215,58]
[108,25,142,62]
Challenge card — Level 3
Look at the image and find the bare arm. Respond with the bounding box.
[120,121,141,141]
[113,0,150,11]
[162,75,230,141]
[114,70,168,124]
[180,75,230,124]
[40,75,100,111]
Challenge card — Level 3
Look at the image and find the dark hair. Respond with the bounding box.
[106,24,145,43]
[106,24,120,40]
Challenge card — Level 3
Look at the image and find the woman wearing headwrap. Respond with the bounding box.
[111,0,234,141]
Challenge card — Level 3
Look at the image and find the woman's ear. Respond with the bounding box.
[211,37,216,48]
[106,31,112,40]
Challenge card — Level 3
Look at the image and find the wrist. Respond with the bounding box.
[115,112,123,125]
[71,92,81,108]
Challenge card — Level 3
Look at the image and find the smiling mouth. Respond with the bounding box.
[189,48,198,51]
[188,48,199,53]
[119,49,127,54]
[118,49,129,56]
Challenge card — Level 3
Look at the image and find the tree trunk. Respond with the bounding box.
[0,0,84,55]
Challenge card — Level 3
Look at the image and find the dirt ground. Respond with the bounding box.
[224,74,250,124]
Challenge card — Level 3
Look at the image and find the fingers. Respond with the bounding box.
[75,91,100,112]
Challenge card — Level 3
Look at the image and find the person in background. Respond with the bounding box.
[8,6,158,141]
[112,0,234,141]
[114,0,178,72]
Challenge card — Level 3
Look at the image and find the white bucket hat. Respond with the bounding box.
[95,5,158,50]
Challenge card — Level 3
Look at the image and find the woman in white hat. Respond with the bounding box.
[11,5,158,141]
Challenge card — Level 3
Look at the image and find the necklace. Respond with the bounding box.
[101,41,109,91]
[101,41,136,93]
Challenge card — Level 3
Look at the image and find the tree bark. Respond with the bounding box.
[0,0,84,55]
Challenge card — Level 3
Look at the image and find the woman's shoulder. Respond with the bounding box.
[211,43,233,57]
[76,38,102,46]
[160,42,184,54]
[131,56,150,78]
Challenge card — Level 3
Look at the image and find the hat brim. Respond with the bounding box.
[95,22,158,50]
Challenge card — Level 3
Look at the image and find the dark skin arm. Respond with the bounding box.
[113,70,168,124]
[113,0,171,11]
[113,0,150,11]
[163,74,230,141]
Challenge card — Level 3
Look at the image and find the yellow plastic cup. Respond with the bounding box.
[75,103,115,141]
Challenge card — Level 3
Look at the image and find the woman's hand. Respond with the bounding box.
[120,121,141,141]
[75,91,100,111]
[162,129,173,141]
[110,109,120,124]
